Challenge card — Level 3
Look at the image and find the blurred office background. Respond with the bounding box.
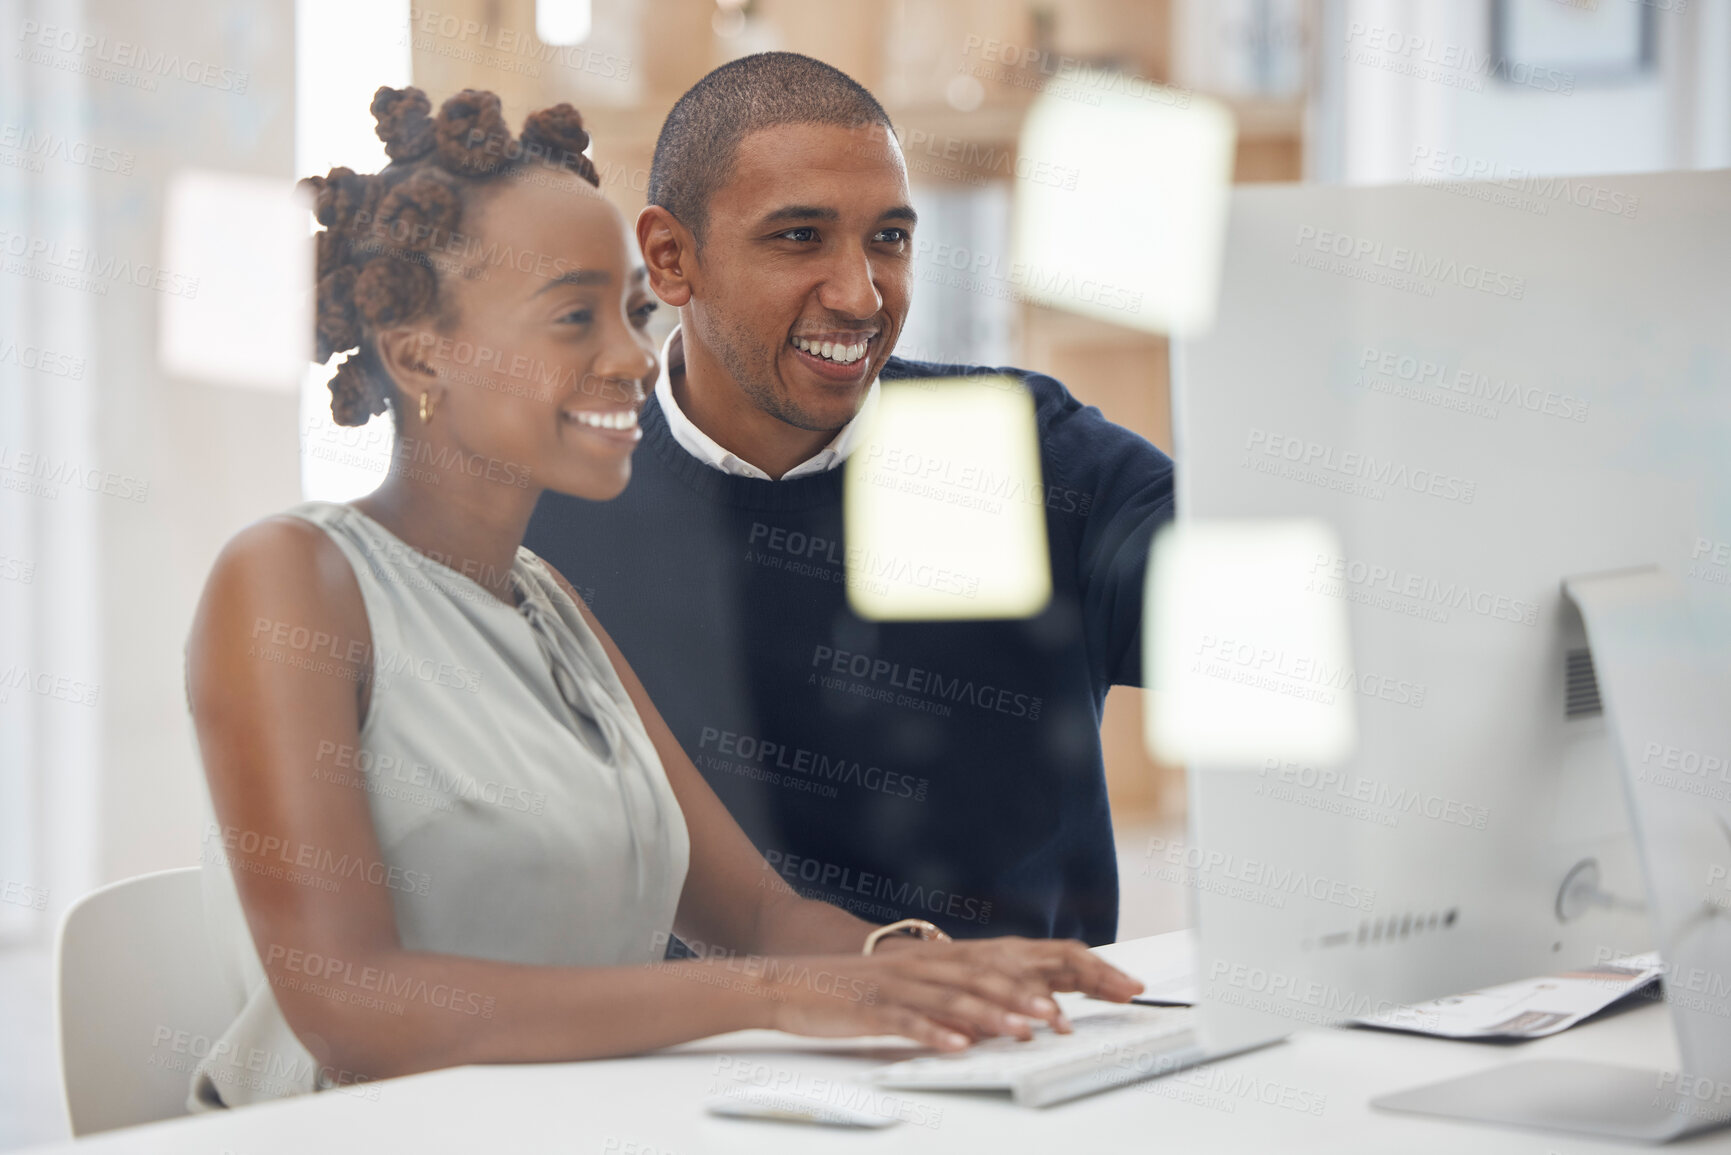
[1,0,1727,1146]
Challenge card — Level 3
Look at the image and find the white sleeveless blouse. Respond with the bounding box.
[189,501,689,1108]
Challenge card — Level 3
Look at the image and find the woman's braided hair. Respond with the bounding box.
[301,86,602,426]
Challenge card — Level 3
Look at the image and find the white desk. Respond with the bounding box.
[23,934,1725,1155]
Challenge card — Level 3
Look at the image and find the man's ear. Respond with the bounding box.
[374,326,439,402]
[637,205,695,308]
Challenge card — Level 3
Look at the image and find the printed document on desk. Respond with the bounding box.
[1354,953,1663,1039]
[1096,932,1662,1039]
[1097,929,1199,1005]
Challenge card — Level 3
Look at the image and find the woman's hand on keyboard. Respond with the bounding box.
[761,938,1144,1052]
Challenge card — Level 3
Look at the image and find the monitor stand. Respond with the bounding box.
[1375,568,1731,1144]
[1373,1059,1725,1143]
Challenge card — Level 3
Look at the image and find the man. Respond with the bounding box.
[525,52,1173,945]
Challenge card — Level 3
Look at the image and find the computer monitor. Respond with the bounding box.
[1168,167,1731,1140]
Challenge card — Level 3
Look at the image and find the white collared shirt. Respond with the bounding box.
[652,325,879,481]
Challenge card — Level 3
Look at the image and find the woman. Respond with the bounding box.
[184,86,1140,1108]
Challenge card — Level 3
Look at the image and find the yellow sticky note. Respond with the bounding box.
[1012,78,1236,337]
[1146,518,1358,766]
[158,169,311,391]
[845,377,1051,621]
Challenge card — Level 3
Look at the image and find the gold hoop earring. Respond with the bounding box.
[418,390,437,423]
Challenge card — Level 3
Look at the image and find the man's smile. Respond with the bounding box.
[787,330,879,381]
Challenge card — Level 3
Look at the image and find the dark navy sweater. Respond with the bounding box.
[525,356,1175,945]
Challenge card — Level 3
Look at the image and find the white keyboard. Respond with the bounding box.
[865,1004,1202,1107]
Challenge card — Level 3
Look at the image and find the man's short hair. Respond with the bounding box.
[648,52,895,244]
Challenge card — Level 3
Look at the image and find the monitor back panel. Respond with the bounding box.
[1173,169,1731,1045]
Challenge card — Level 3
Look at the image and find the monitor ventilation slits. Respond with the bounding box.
[1309,908,1463,950]
[1350,907,1457,948]
[1566,648,1603,718]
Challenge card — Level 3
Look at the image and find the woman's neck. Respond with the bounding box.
[353,473,542,606]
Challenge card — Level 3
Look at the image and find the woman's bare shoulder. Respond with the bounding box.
[193,510,370,646]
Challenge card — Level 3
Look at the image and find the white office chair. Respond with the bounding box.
[54,866,239,1137]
